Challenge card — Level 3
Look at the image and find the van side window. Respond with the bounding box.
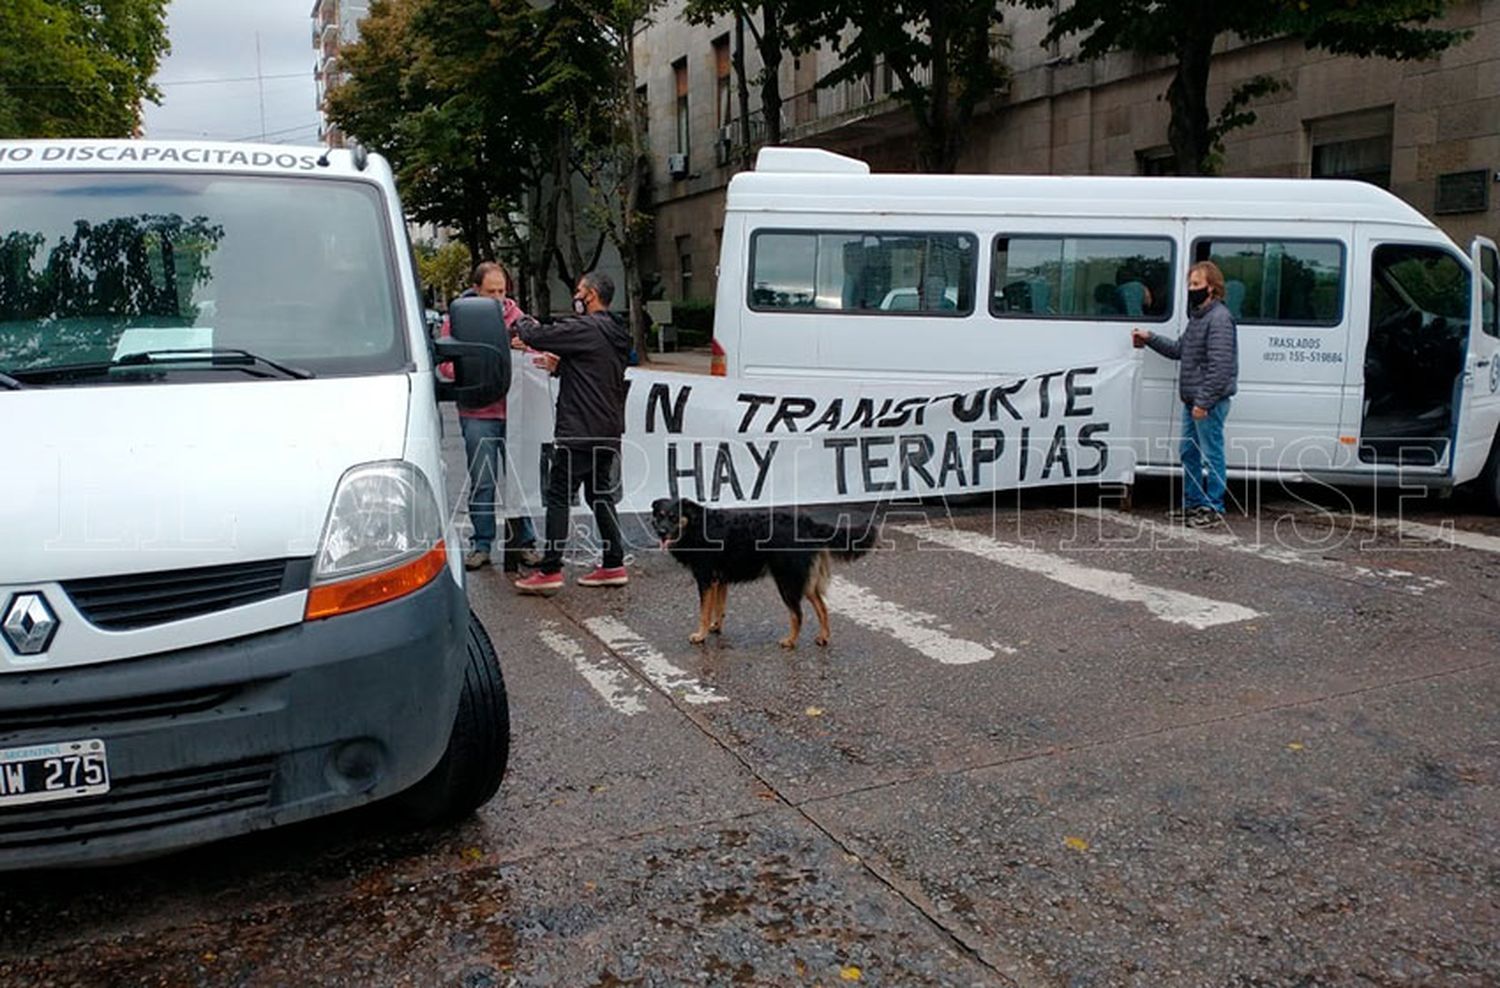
[1192,239,1344,326]
[748,230,975,316]
[990,236,1174,322]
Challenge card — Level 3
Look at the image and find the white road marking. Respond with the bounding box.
[1066,508,1447,596]
[1354,513,1500,556]
[582,615,727,705]
[537,623,648,716]
[896,523,1261,630]
[824,577,1003,665]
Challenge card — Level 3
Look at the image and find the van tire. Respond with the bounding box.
[1477,436,1500,514]
[391,610,509,826]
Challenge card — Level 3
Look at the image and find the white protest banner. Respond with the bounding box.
[501,355,1137,516]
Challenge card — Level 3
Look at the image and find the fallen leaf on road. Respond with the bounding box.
[1287,742,1305,751]
[1064,836,1090,852]
[840,965,863,981]
[461,847,483,862]
[806,706,825,717]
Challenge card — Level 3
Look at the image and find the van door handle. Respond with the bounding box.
[1478,359,1493,368]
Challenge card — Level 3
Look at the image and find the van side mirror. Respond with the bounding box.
[435,297,511,406]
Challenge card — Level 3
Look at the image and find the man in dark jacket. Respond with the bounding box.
[1132,261,1239,527]
[512,271,633,594]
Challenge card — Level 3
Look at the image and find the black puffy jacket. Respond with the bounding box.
[1146,299,1239,408]
[518,311,632,445]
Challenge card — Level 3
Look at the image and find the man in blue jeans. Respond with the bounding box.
[441,261,551,570]
[1132,260,1239,527]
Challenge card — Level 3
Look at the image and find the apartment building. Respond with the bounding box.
[634,0,1499,305]
[311,0,370,148]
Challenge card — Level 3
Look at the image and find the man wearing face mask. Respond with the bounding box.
[512,272,633,594]
[1131,260,1239,527]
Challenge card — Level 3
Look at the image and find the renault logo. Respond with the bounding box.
[3,593,59,656]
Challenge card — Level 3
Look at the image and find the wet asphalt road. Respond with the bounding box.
[2,445,1498,985]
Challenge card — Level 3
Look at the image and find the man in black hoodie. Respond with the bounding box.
[512,272,633,595]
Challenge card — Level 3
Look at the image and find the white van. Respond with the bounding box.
[0,141,512,869]
[710,148,1500,505]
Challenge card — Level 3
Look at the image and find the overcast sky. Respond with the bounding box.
[141,0,324,145]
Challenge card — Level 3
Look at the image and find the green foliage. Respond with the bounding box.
[0,0,171,138]
[670,298,714,338]
[1022,0,1469,175]
[414,241,472,305]
[326,0,551,258]
[786,0,1009,172]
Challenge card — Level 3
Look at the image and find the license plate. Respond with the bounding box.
[0,739,110,808]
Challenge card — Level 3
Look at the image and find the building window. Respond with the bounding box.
[677,235,694,299]
[990,235,1175,321]
[636,84,648,139]
[1137,147,1177,177]
[673,58,689,159]
[713,36,732,131]
[748,230,976,315]
[1308,108,1393,188]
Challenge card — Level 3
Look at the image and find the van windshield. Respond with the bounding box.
[0,173,406,379]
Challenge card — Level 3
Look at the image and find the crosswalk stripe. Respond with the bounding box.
[582,615,727,705]
[825,577,1003,665]
[896,523,1261,630]
[1066,508,1447,597]
[537,623,649,716]
[1353,513,1500,556]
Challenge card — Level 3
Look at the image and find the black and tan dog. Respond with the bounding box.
[650,497,881,649]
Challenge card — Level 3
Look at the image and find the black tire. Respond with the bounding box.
[391,609,510,826]
[1477,435,1500,514]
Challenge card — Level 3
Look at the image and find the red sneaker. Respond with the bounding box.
[577,566,628,587]
[513,571,564,596]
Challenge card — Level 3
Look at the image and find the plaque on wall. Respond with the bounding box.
[1435,170,1491,215]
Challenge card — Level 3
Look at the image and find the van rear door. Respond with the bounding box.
[1453,237,1500,484]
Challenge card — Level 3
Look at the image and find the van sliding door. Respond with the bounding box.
[1186,223,1354,479]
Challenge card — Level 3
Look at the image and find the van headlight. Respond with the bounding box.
[305,461,448,620]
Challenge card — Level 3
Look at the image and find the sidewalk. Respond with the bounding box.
[639,347,712,375]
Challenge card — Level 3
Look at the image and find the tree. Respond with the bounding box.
[414,240,472,306]
[327,0,536,262]
[564,0,661,355]
[683,0,810,152]
[787,0,1008,173]
[1024,0,1470,176]
[0,0,170,138]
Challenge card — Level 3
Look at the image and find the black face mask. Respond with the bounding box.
[1188,287,1210,309]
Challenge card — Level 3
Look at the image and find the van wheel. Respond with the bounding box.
[392,610,509,826]
[1478,437,1500,514]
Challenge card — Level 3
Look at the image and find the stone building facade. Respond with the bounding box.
[633,0,1499,305]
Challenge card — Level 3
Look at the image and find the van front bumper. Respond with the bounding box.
[0,570,470,872]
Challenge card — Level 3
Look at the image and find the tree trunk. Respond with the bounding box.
[622,25,651,357]
[733,10,753,167]
[1167,29,1215,175]
[923,4,956,173]
[760,5,783,145]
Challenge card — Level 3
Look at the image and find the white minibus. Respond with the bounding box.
[0,141,513,868]
[710,148,1500,505]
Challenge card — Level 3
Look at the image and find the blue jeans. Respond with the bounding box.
[1179,399,1230,513]
[460,416,536,553]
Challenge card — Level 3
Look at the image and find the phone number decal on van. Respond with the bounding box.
[1263,335,1343,364]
